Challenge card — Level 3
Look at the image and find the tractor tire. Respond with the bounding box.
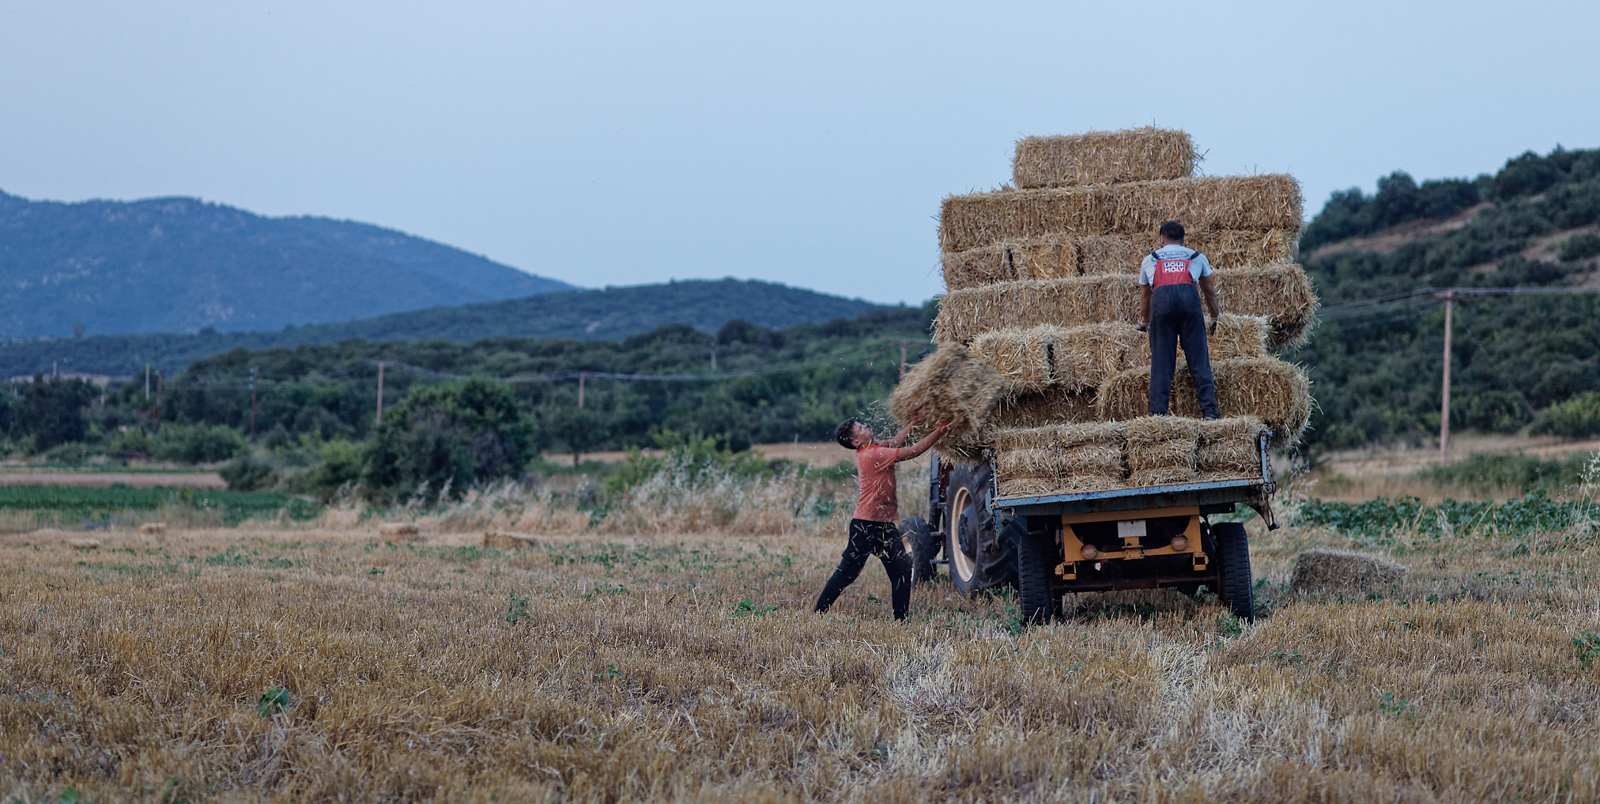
[944,462,1017,597]
[902,517,940,584]
[1015,523,1057,626]
[1211,521,1255,621]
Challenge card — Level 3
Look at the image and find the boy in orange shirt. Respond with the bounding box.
[813,416,950,620]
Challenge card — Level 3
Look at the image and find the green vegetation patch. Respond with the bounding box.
[1296,490,1594,540]
[0,485,320,525]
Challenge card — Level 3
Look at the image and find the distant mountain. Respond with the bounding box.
[0,189,574,338]
[0,278,887,376]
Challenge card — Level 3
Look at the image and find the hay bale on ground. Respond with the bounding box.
[483,531,540,549]
[67,537,101,551]
[1197,416,1266,478]
[993,389,1099,428]
[1080,229,1299,275]
[972,327,1055,394]
[1289,549,1408,594]
[889,343,1005,444]
[939,176,1301,253]
[1012,128,1196,189]
[1098,357,1313,444]
[378,522,420,538]
[138,522,167,536]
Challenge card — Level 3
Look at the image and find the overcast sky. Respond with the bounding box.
[2,1,1595,306]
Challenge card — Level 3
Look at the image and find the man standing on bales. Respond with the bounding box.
[1138,220,1223,419]
[813,416,951,620]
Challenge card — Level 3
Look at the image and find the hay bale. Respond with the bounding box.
[1111,175,1304,234]
[999,472,1125,498]
[936,428,992,466]
[1097,357,1313,444]
[934,277,1106,344]
[1216,264,1319,349]
[972,327,1056,393]
[889,343,1005,444]
[993,389,1099,428]
[942,236,1083,293]
[939,176,1301,253]
[138,522,167,536]
[378,522,420,538]
[1081,229,1298,275]
[1012,128,1196,188]
[1124,416,1198,480]
[1197,416,1265,478]
[1050,323,1141,391]
[1289,549,1408,594]
[483,531,540,549]
[994,423,1126,497]
[1123,314,1269,369]
[67,537,101,551]
[994,421,1126,452]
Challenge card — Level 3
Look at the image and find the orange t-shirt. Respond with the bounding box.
[854,445,901,522]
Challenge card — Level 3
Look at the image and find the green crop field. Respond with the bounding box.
[0,485,320,526]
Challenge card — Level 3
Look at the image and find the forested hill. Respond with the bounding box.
[0,279,886,376]
[1298,145,1600,453]
[0,189,573,338]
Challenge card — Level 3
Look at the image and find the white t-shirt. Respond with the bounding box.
[1138,245,1213,286]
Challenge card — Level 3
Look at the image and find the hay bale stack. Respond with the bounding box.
[1197,416,1266,478]
[1080,229,1298,275]
[1051,323,1141,391]
[972,327,1055,393]
[939,176,1300,253]
[941,235,1079,291]
[994,389,1099,428]
[1124,416,1197,486]
[934,277,1105,344]
[994,422,1126,496]
[1289,549,1408,594]
[1097,357,1313,441]
[888,343,1005,444]
[1012,128,1196,189]
[1123,314,1269,369]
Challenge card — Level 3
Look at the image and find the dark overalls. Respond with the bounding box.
[1147,249,1220,418]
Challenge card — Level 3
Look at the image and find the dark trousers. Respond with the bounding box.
[1149,284,1220,417]
[814,519,912,620]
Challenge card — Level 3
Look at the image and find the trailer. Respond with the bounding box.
[903,430,1278,625]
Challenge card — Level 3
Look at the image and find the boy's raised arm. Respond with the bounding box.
[896,422,951,462]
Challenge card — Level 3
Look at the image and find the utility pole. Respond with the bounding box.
[887,339,923,378]
[577,372,586,409]
[375,361,385,427]
[1439,290,1453,466]
[155,369,163,433]
[249,367,258,438]
[145,365,150,401]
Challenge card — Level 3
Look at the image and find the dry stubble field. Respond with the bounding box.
[3,507,1600,802]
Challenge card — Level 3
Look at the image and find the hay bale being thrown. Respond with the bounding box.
[972,327,1056,394]
[1097,357,1313,443]
[1197,416,1266,479]
[1012,128,1196,189]
[939,176,1300,253]
[1124,416,1198,487]
[1080,229,1299,275]
[888,343,1004,445]
[1289,549,1408,595]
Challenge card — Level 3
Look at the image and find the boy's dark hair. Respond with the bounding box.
[1159,220,1186,241]
[834,418,858,449]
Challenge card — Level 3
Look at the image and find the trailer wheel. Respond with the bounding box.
[1015,524,1057,626]
[901,517,939,584]
[944,463,1015,596]
[1212,521,1255,621]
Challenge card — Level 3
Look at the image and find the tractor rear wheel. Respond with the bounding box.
[901,517,940,584]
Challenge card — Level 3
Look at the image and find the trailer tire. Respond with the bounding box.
[1015,524,1057,626]
[902,517,939,584]
[1212,521,1255,621]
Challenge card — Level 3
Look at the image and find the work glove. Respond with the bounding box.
[1136,322,1148,333]
[1207,318,1217,336]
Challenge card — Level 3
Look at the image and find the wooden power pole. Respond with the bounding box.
[249,367,258,438]
[155,370,163,433]
[375,362,385,427]
[577,372,586,409]
[1439,290,1453,466]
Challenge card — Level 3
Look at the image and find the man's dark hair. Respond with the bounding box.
[1159,220,1186,241]
[835,418,859,449]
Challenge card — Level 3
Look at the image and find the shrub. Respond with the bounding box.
[221,453,278,492]
[1559,232,1600,262]
[1532,391,1600,439]
[15,375,97,452]
[363,379,539,505]
[150,424,248,464]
